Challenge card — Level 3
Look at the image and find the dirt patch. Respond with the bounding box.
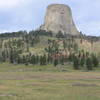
[18,82,52,87]
[0,72,100,81]
[72,83,99,87]
[0,93,17,97]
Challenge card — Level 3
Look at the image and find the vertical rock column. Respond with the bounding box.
[40,4,80,36]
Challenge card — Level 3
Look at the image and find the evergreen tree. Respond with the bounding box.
[73,56,80,69]
[42,55,47,65]
[36,55,39,64]
[60,55,64,65]
[31,55,36,65]
[40,55,43,65]
[91,55,99,67]
[54,59,58,67]
[9,49,14,63]
[22,55,26,64]
[86,57,93,70]
[80,57,85,67]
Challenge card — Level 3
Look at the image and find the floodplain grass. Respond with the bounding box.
[0,63,100,100]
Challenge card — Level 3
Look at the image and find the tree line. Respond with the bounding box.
[0,30,99,71]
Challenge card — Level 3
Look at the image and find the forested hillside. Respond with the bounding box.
[0,30,100,70]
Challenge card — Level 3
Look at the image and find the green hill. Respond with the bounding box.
[0,30,100,69]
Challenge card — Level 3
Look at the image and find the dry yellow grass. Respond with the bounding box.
[0,63,100,100]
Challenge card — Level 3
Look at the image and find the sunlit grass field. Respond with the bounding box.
[0,63,100,100]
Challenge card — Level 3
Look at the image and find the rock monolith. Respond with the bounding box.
[40,4,80,36]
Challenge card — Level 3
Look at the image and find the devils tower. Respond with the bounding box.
[40,4,80,36]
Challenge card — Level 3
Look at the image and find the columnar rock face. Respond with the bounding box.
[40,4,80,36]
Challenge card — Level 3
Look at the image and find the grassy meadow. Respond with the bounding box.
[0,63,100,100]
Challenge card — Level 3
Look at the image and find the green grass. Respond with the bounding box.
[0,63,100,100]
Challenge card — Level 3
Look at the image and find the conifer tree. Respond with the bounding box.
[86,57,93,70]
[73,56,80,69]
[91,54,99,67]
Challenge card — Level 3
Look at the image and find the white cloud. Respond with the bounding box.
[0,0,21,8]
[0,0,32,10]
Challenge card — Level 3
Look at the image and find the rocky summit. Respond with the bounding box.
[40,4,80,36]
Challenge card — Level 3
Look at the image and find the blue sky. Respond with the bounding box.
[0,0,100,36]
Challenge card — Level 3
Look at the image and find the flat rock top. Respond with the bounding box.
[47,4,71,12]
[47,4,70,8]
